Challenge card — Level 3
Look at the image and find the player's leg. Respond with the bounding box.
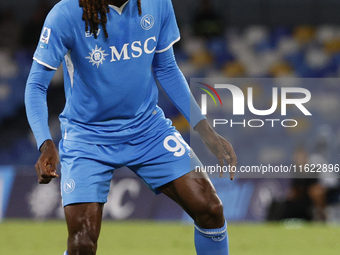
[129,133,228,254]
[159,171,229,255]
[159,172,224,228]
[63,203,104,255]
[127,110,229,254]
[59,139,118,255]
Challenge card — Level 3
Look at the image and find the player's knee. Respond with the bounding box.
[198,186,224,219]
[206,198,224,219]
[195,198,224,228]
[68,232,97,255]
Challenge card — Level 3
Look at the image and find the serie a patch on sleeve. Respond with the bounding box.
[39,27,52,49]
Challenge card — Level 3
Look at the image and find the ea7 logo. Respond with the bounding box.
[201,84,312,116]
[85,29,101,38]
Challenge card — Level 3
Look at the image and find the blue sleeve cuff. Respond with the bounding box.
[190,93,206,128]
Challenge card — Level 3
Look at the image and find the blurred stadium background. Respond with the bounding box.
[0,0,340,254]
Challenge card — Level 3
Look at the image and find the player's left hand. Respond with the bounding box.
[195,120,237,179]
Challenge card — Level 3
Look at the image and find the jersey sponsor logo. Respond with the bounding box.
[85,29,101,38]
[86,36,157,66]
[86,45,109,68]
[110,36,157,62]
[140,14,155,30]
[63,179,76,193]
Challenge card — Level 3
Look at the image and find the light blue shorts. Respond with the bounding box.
[59,118,202,206]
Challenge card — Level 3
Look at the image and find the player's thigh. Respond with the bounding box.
[64,203,104,242]
[159,171,224,228]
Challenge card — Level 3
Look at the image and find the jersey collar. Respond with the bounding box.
[109,0,130,15]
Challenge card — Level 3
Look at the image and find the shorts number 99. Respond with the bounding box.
[163,133,190,157]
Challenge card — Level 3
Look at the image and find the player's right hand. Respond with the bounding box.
[35,139,59,184]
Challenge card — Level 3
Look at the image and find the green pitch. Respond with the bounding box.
[0,220,339,255]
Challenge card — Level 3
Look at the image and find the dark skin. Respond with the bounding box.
[34,1,237,254]
[36,138,59,183]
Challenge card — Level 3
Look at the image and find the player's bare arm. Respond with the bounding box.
[195,119,237,179]
[35,139,59,184]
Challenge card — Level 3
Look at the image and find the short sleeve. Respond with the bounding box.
[155,0,180,53]
[33,5,73,70]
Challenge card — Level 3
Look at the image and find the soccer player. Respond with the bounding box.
[25,0,237,254]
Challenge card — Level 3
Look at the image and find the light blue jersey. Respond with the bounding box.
[33,0,180,145]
